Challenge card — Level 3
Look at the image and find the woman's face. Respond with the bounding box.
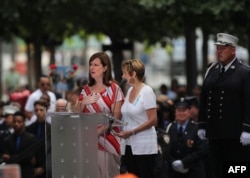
[89,58,107,80]
[122,67,134,85]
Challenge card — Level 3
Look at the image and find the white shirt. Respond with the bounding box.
[25,89,56,113]
[120,85,158,155]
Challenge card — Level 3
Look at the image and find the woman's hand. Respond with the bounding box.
[72,94,100,112]
[117,130,134,139]
[83,94,100,105]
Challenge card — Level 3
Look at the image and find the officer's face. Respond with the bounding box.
[216,45,236,65]
[175,107,191,124]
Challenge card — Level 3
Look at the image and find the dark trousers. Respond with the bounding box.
[209,139,250,178]
[122,145,156,178]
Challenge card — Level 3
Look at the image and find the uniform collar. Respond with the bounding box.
[221,57,237,72]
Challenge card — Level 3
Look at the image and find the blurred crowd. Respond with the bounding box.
[2,32,250,178]
[0,67,207,178]
[0,70,88,178]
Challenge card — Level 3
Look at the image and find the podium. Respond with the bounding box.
[0,164,21,178]
[48,113,125,178]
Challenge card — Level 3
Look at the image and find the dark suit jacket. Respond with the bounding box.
[0,122,12,156]
[26,121,51,178]
[198,59,250,139]
[3,131,37,178]
[165,120,208,178]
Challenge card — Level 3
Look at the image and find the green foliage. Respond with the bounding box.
[1,0,250,82]
[138,0,175,8]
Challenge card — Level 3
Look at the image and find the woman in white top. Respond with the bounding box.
[117,59,158,178]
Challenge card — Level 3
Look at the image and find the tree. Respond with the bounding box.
[1,0,173,86]
[1,0,249,91]
[138,0,250,93]
[76,0,174,82]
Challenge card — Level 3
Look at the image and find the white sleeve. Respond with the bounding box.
[24,94,36,112]
[48,92,57,112]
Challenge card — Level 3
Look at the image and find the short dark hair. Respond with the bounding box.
[14,111,26,122]
[34,99,48,108]
[0,101,5,108]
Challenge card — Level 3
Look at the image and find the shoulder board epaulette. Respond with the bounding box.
[207,62,213,68]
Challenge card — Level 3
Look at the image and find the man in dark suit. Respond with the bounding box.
[198,33,250,178]
[26,100,51,178]
[2,111,36,178]
[0,105,20,158]
[165,98,208,178]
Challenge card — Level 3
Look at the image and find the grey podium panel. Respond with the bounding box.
[50,113,109,178]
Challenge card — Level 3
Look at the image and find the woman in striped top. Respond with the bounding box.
[75,52,124,178]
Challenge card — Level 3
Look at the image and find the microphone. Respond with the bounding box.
[107,78,127,133]
[119,78,127,86]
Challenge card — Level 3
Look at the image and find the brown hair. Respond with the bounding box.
[121,59,145,82]
[88,52,113,86]
[34,99,48,109]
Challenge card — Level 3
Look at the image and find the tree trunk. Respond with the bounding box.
[49,46,55,65]
[33,41,42,84]
[111,46,123,82]
[202,29,209,77]
[0,41,2,99]
[185,26,198,95]
[26,43,34,89]
[103,38,133,83]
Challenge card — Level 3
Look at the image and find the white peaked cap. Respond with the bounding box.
[214,33,239,47]
[3,105,20,115]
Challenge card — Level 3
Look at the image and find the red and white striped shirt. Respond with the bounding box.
[79,81,124,156]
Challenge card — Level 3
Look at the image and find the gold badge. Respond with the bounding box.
[187,139,194,147]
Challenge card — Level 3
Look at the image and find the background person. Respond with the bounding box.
[25,92,51,126]
[0,105,20,161]
[24,75,56,122]
[2,111,36,178]
[185,96,199,122]
[117,59,158,178]
[198,33,250,178]
[55,98,68,112]
[165,98,208,178]
[26,100,51,178]
[4,66,20,94]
